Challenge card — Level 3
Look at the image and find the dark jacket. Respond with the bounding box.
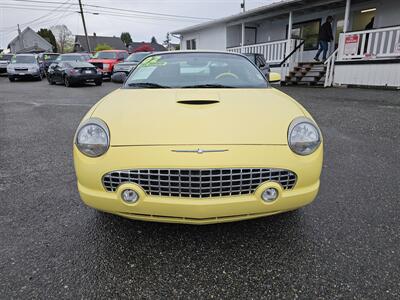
[319,22,333,41]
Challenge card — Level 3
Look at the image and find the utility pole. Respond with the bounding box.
[241,0,246,12]
[78,0,91,52]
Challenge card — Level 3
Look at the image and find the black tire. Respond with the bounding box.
[8,77,15,82]
[47,76,55,85]
[95,80,102,86]
[64,76,71,87]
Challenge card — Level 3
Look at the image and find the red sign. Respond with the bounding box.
[344,34,360,55]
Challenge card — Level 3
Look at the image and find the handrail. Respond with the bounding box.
[279,40,305,66]
[343,24,400,35]
[324,48,338,87]
[226,38,289,49]
[324,48,338,65]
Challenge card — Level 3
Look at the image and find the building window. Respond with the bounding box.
[186,39,196,50]
[290,19,321,51]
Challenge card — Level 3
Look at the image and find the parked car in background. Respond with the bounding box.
[7,54,45,81]
[243,53,270,79]
[0,53,14,74]
[55,53,90,63]
[89,50,129,78]
[38,52,59,74]
[113,52,152,74]
[47,61,102,87]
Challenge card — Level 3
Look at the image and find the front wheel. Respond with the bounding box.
[47,76,55,85]
[8,77,15,82]
[64,76,71,87]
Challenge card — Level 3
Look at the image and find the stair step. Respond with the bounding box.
[306,71,324,76]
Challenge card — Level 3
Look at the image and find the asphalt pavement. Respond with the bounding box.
[0,77,399,299]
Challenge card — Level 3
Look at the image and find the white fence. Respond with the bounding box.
[227,39,291,64]
[338,25,400,60]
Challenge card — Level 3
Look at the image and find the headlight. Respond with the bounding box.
[288,117,321,155]
[103,63,110,70]
[75,118,110,157]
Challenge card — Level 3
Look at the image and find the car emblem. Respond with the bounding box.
[171,148,228,154]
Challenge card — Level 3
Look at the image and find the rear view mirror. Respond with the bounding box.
[269,72,281,83]
[111,72,127,83]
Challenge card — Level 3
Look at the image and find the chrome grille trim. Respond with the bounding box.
[102,168,297,198]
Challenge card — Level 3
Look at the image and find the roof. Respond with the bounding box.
[75,35,126,51]
[8,26,53,49]
[128,41,167,52]
[171,0,339,34]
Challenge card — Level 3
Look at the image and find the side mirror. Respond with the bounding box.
[111,71,127,83]
[269,72,281,83]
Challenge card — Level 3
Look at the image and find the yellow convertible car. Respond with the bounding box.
[73,51,323,224]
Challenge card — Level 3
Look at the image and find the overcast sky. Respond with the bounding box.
[0,0,276,49]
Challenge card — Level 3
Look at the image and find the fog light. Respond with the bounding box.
[121,189,139,203]
[262,188,278,202]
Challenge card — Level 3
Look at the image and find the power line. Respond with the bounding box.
[2,0,213,21]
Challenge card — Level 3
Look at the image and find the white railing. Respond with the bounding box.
[338,25,400,60]
[324,49,338,87]
[280,39,305,81]
[227,39,290,64]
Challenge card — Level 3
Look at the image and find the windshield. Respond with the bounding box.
[56,55,84,62]
[43,54,59,61]
[126,52,150,62]
[11,55,36,64]
[124,53,268,89]
[0,54,13,61]
[92,51,117,59]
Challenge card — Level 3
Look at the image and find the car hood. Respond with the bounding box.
[116,62,138,66]
[91,88,305,146]
[9,63,36,68]
[89,59,116,63]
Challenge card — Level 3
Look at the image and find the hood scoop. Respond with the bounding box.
[177,100,219,105]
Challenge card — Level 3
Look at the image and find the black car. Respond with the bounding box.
[47,61,102,87]
[243,53,270,78]
[38,52,60,74]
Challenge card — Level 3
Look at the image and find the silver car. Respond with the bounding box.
[7,54,45,81]
[0,53,14,74]
[113,52,152,74]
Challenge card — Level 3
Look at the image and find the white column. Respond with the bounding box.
[286,11,293,56]
[343,0,351,33]
[241,22,245,53]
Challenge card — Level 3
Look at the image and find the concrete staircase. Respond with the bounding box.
[283,62,326,86]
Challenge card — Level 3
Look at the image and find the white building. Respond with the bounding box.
[172,0,400,88]
[8,27,53,54]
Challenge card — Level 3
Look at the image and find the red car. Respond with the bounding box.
[89,50,129,77]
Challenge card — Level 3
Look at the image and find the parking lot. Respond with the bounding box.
[1,77,399,298]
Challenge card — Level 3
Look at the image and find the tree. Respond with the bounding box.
[163,33,171,48]
[37,28,57,52]
[95,43,113,51]
[50,25,73,53]
[120,32,133,45]
[150,36,158,44]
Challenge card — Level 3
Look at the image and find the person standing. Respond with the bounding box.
[314,16,334,61]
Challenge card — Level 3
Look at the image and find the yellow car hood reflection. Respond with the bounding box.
[91,88,305,146]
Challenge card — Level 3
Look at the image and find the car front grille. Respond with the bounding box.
[102,168,297,198]
[15,68,28,71]
[91,62,103,69]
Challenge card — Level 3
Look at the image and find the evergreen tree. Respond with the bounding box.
[37,28,57,52]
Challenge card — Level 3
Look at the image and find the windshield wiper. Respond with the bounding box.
[127,82,170,88]
[182,84,235,88]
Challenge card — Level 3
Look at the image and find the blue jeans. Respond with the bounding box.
[315,40,329,60]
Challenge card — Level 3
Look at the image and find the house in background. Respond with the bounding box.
[172,0,400,88]
[74,33,126,52]
[8,26,53,53]
[127,41,167,53]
